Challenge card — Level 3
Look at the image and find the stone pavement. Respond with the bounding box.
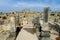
[16,28,38,40]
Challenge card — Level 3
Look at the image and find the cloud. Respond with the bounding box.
[0,0,60,12]
[13,2,50,8]
[13,1,60,10]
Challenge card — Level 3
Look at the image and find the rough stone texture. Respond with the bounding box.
[0,32,10,40]
[55,36,60,40]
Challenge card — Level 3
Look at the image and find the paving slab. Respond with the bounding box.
[16,28,38,40]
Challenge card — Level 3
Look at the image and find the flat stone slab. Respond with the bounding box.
[16,28,38,40]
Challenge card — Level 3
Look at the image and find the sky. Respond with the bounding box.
[0,0,60,12]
